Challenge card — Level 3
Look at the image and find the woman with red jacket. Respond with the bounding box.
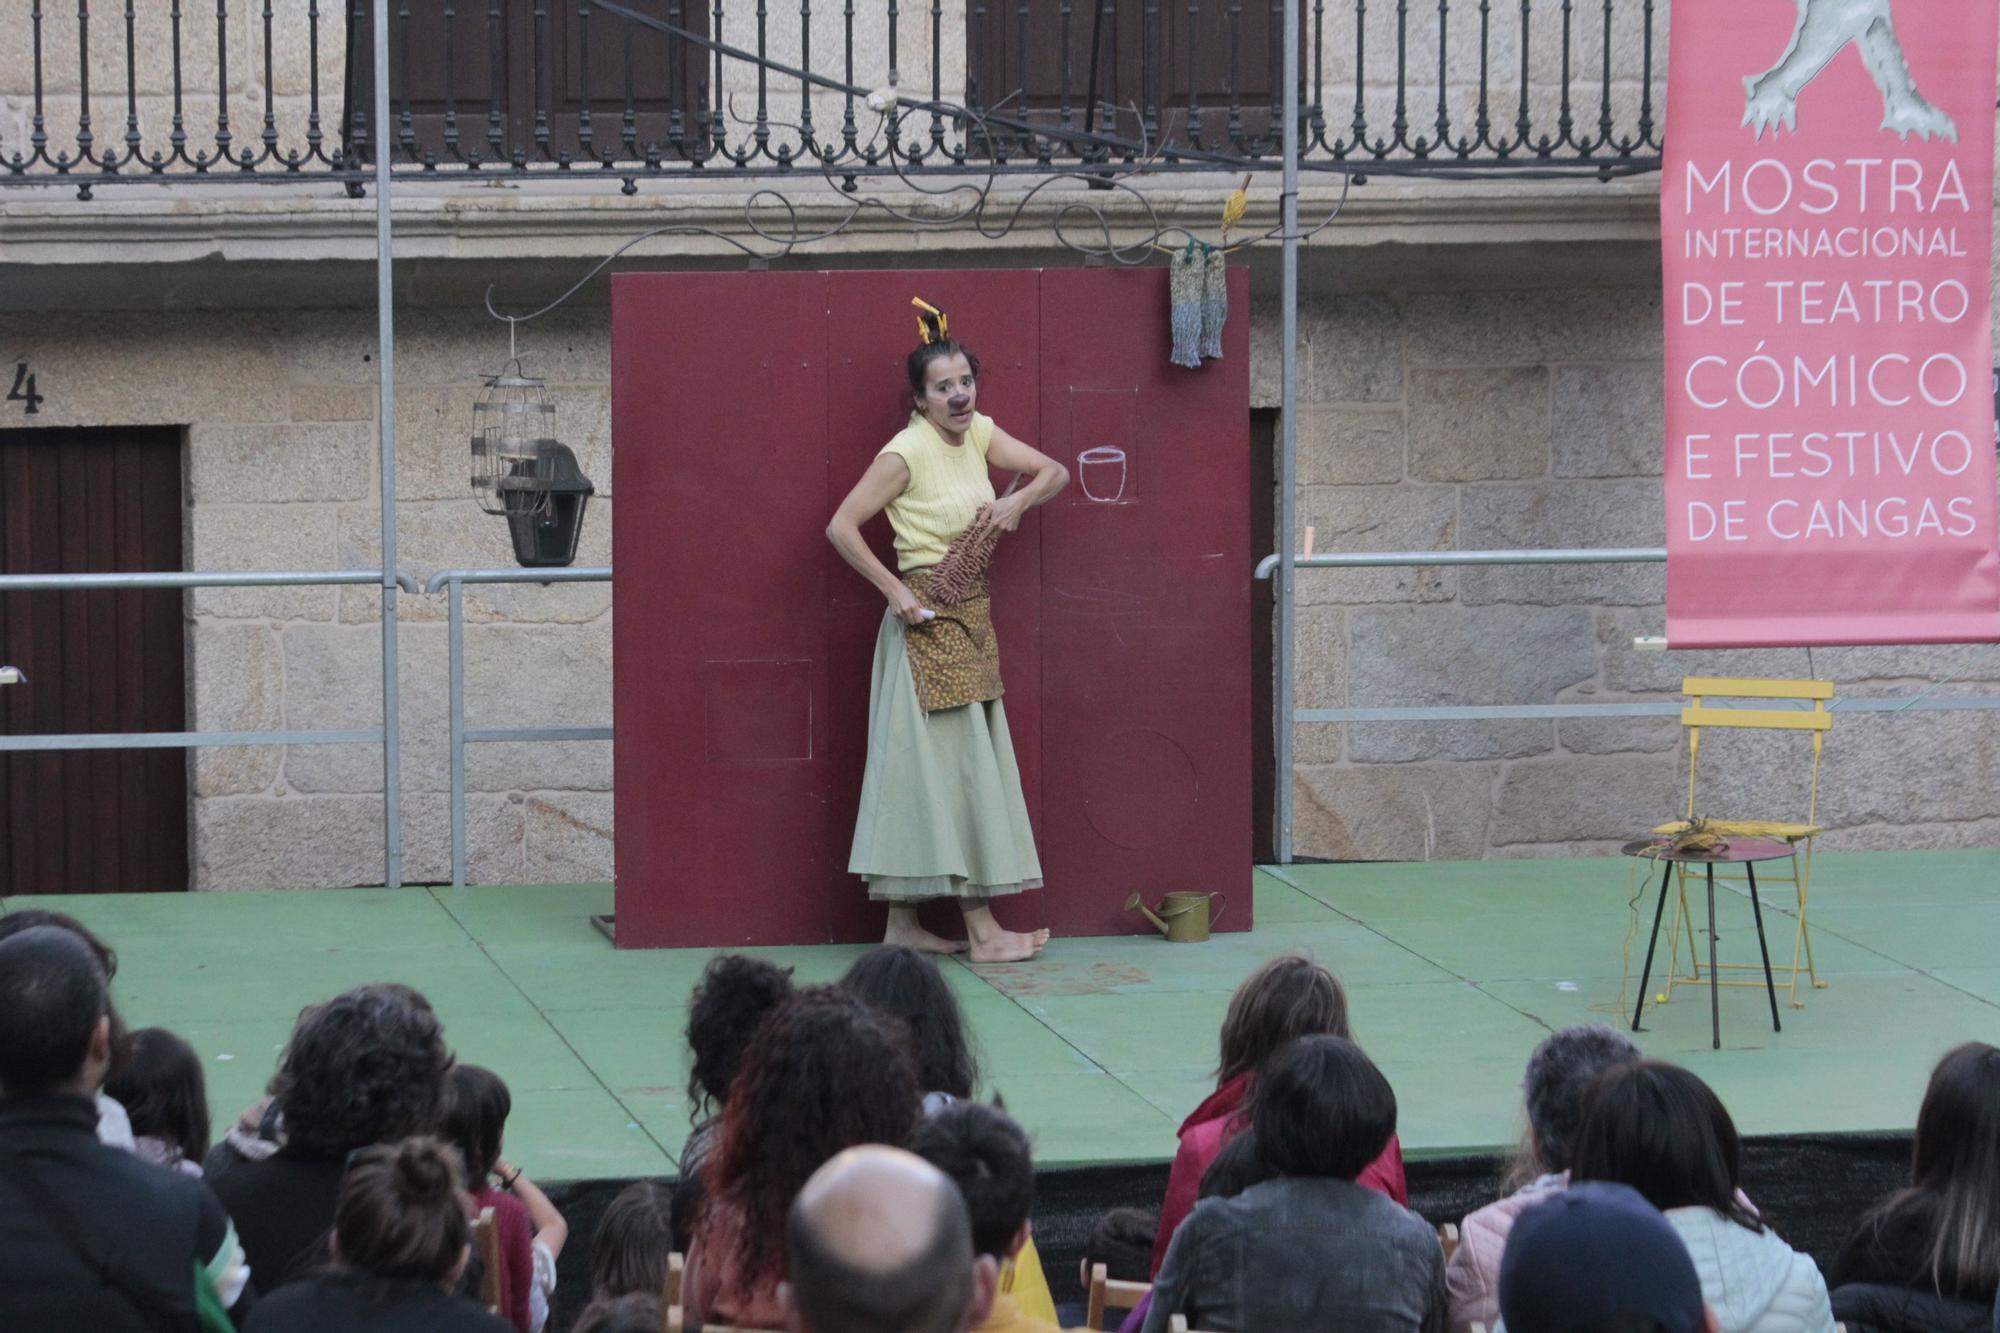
[1149,953,1407,1276]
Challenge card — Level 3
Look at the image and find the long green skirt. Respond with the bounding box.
[848,609,1044,903]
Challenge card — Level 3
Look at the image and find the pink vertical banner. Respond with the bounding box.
[1663,0,2000,647]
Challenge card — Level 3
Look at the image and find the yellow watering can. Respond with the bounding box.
[1125,891,1228,943]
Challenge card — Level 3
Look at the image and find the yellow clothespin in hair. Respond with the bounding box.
[912,297,949,345]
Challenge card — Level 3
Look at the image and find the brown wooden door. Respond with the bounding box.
[0,427,189,894]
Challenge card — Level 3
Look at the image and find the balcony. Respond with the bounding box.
[0,0,1664,196]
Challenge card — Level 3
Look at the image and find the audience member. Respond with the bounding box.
[210,982,455,1295]
[1498,1180,1719,1333]
[0,908,137,1149]
[1446,1024,1643,1331]
[844,945,1061,1323]
[589,1180,675,1301]
[105,1025,212,1177]
[910,1102,1069,1333]
[782,1144,995,1333]
[0,925,253,1332]
[1570,1061,1833,1333]
[570,1291,663,1333]
[1080,1206,1156,1289]
[440,1064,569,1333]
[842,944,981,1109]
[1145,1034,1446,1333]
[1827,1041,2000,1333]
[684,986,921,1328]
[1150,952,1406,1276]
[673,953,796,1249]
[244,1136,510,1333]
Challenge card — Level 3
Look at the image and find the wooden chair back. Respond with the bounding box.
[472,1206,503,1315]
[1084,1261,1152,1329]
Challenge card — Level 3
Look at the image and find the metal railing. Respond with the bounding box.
[2,0,1663,193]
[427,567,614,888]
[1256,546,2000,859]
[0,569,418,883]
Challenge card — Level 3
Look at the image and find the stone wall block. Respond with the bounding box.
[1298,405,1405,485]
[1403,289,1663,368]
[190,422,374,505]
[336,500,613,625]
[1302,294,1404,403]
[190,624,284,797]
[400,791,528,886]
[462,622,615,735]
[1296,605,1346,710]
[194,794,386,890]
[280,623,450,795]
[1558,714,1684,756]
[1460,480,1666,606]
[1295,486,1457,605]
[397,309,612,387]
[1596,610,1798,693]
[1292,763,1497,861]
[523,792,616,883]
[1345,605,1592,760]
[189,505,341,621]
[1816,714,2000,827]
[1248,293,1283,408]
[1492,753,1681,845]
[1408,367,1550,482]
[0,312,291,427]
[1294,723,1343,764]
[1552,364,1665,478]
[290,385,379,424]
[466,740,615,795]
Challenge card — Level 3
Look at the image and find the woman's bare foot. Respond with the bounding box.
[884,906,968,954]
[961,904,1050,964]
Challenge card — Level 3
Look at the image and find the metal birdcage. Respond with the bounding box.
[470,360,560,518]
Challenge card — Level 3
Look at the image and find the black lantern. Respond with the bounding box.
[503,443,595,567]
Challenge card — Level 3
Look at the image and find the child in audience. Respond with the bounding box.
[589,1180,676,1301]
[1145,1035,1446,1332]
[1498,1181,1717,1333]
[843,944,1060,1323]
[1150,953,1406,1276]
[1570,1061,1833,1333]
[910,1101,1067,1333]
[683,986,920,1328]
[244,1135,511,1332]
[440,1064,568,1333]
[1446,1024,1642,1331]
[105,1025,211,1176]
[1828,1041,2000,1333]
[674,954,795,1249]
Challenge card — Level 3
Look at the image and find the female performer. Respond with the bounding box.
[826,301,1068,963]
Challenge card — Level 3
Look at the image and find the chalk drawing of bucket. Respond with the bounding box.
[1078,445,1128,503]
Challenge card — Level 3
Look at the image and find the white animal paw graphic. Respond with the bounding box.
[1742,0,1956,144]
[1741,77,1800,139]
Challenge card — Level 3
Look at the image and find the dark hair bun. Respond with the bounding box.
[391,1137,461,1207]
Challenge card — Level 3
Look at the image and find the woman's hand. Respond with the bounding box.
[987,492,1030,533]
[888,582,930,626]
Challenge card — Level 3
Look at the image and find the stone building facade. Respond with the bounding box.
[4,6,2000,889]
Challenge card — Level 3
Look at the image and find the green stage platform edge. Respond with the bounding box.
[7,848,1996,1183]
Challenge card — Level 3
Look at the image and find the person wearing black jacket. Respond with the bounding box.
[0,925,253,1332]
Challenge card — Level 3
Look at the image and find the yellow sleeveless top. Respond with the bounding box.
[879,410,997,572]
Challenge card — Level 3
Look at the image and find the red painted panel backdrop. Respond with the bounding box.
[612,267,1249,947]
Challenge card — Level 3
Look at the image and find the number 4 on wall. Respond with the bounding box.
[8,363,42,415]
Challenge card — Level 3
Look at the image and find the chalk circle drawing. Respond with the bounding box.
[1743,0,1956,143]
[1077,445,1128,503]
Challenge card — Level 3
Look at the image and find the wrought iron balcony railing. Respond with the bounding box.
[0,0,1662,195]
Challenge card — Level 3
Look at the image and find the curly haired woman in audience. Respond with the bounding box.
[1570,1061,1832,1333]
[683,986,921,1328]
[1445,1024,1642,1331]
[244,1136,510,1333]
[1828,1042,2000,1333]
[210,983,455,1295]
[1149,953,1406,1276]
[1145,1035,1446,1332]
[672,954,795,1250]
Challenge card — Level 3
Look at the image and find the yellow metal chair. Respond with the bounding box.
[1654,676,1831,1010]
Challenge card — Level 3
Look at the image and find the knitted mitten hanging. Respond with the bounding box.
[1199,247,1228,360]
[1169,248,1205,369]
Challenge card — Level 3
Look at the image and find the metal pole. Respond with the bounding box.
[373,0,403,889]
[1274,0,1300,863]
[449,580,467,888]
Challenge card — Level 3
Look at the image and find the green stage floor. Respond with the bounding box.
[8,849,1997,1183]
